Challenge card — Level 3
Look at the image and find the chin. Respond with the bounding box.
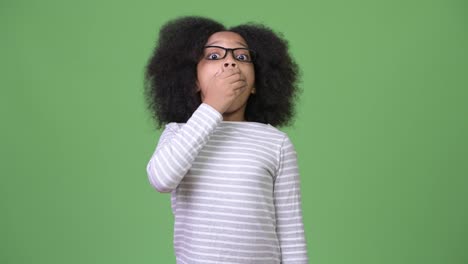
[226,99,249,113]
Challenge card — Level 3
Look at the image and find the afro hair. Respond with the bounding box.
[144,16,301,128]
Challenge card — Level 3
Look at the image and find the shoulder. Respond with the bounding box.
[262,125,297,153]
[264,124,290,142]
[263,123,292,143]
[164,122,181,131]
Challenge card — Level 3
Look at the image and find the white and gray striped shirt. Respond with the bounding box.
[147,103,308,264]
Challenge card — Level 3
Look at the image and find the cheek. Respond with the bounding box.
[243,67,255,85]
[197,63,217,86]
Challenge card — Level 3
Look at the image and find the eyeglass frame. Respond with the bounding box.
[202,45,256,63]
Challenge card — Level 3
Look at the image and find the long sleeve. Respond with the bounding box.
[274,135,309,263]
[146,103,223,193]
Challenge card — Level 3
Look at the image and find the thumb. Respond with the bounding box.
[215,65,224,77]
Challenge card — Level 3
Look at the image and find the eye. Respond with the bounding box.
[234,49,252,61]
[236,54,249,61]
[207,53,221,60]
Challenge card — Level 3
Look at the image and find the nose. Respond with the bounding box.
[224,62,237,68]
[223,50,237,68]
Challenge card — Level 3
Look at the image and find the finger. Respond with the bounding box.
[214,65,224,77]
[233,86,247,97]
[231,80,248,90]
[219,68,241,79]
[225,73,245,83]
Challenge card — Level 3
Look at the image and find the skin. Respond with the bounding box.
[196,31,256,121]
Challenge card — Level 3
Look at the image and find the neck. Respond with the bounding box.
[222,108,246,122]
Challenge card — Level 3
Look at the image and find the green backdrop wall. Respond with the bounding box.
[2,0,467,263]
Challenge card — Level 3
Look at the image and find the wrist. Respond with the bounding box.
[199,103,224,122]
[203,99,224,114]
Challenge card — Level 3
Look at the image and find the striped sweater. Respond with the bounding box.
[146,103,308,263]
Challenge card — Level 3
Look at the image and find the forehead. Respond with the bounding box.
[205,31,247,47]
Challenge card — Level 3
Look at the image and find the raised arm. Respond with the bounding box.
[274,136,309,263]
[146,103,222,193]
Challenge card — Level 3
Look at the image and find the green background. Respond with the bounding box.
[2,0,467,263]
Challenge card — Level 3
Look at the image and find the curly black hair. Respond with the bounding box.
[144,16,300,129]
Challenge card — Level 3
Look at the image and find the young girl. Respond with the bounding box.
[144,16,308,264]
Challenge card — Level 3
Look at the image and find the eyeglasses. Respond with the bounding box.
[202,45,255,63]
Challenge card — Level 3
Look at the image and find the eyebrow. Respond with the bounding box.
[206,41,248,48]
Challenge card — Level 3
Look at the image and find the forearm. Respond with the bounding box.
[146,103,222,192]
[276,200,308,263]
